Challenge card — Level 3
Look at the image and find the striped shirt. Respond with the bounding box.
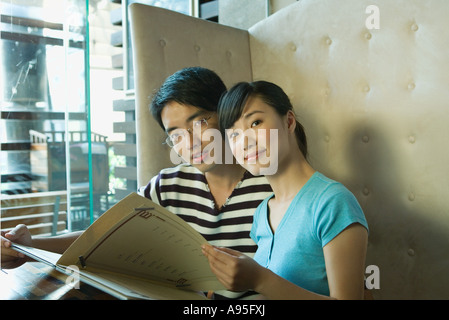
[139,164,272,299]
[140,163,273,257]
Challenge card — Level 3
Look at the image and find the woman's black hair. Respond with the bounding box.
[218,81,308,158]
[150,67,226,129]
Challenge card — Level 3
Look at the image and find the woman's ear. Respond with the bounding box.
[286,110,297,133]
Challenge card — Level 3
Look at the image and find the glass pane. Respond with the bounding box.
[0,0,105,236]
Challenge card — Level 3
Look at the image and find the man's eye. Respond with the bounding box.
[193,117,208,128]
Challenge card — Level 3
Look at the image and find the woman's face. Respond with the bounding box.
[161,101,221,173]
[225,96,293,176]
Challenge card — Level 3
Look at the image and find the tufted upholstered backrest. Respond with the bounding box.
[129,0,449,299]
[129,5,252,183]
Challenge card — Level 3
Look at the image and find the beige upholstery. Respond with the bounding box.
[129,0,449,299]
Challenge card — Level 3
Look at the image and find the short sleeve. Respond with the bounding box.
[314,188,368,247]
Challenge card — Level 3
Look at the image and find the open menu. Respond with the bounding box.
[11,192,224,299]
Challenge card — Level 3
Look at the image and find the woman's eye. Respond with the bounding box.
[251,120,261,127]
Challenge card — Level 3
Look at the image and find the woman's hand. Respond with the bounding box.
[202,244,330,300]
[201,244,265,292]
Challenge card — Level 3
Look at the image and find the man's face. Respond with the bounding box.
[161,101,221,172]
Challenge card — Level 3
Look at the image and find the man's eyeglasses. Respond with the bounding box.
[163,116,211,148]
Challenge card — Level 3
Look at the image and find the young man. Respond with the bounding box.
[1,67,272,299]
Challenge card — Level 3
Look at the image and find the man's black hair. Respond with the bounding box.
[150,67,226,129]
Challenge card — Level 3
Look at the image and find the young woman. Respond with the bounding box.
[202,81,369,300]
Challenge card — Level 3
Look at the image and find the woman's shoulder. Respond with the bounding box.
[311,172,353,197]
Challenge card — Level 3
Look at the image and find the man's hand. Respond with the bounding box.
[1,224,33,269]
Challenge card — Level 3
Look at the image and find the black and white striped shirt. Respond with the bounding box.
[140,163,273,257]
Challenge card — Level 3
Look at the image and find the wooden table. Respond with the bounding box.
[0,262,116,300]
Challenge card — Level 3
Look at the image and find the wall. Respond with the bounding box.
[219,0,297,30]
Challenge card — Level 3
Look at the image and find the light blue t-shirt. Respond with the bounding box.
[250,172,368,296]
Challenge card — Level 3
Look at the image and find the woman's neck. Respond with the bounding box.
[267,151,315,203]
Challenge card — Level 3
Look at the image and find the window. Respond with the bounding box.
[1,0,108,236]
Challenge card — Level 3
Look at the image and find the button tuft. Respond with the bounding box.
[363,187,370,196]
